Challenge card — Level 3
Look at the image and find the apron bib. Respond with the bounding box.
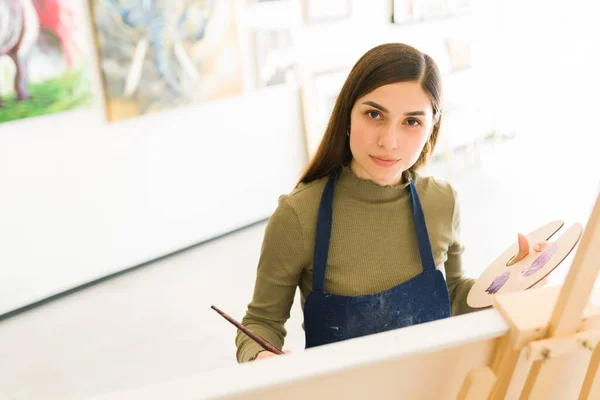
[304,168,451,348]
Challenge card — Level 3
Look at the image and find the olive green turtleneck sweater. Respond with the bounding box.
[236,166,477,363]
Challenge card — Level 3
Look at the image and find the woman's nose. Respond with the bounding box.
[377,125,398,151]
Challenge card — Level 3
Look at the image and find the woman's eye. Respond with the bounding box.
[406,118,421,127]
[367,111,381,119]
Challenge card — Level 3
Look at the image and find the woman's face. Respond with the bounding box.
[349,81,435,186]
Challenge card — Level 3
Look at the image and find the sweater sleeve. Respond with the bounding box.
[235,197,305,363]
[445,188,478,316]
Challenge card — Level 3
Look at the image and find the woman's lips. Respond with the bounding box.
[370,155,399,167]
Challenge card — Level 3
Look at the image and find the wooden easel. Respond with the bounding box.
[458,191,600,400]
[91,191,600,400]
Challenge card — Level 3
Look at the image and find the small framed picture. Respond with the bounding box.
[253,29,297,88]
[392,0,420,24]
[303,0,352,24]
[447,0,472,14]
[445,38,472,72]
[248,0,287,3]
[313,68,350,134]
[302,67,351,157]
[420,0,449,19]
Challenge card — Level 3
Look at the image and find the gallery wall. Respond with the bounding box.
[0,0,492,317]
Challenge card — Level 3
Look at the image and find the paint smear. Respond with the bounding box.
[520,243,558,277]
[486,271,510,295]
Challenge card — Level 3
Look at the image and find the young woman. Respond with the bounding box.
[236,43,547,363]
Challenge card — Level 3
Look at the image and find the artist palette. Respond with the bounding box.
[467,220,583,308]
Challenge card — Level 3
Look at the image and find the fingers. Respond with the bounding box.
[508,233,530,266]
[255,351,278,360]
[255,349,292,361]
[517,233,530,257]
[508,232,552,266]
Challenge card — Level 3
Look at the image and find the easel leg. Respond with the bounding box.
[457,367,496,400]
[579,343,600,399]
[490,336,522,400]
[519,358,563,399]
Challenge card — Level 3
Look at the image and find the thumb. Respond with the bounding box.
[508,233,530,266]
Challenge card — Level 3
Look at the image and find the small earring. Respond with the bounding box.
[347,128,350,137]
[422,142,431,153]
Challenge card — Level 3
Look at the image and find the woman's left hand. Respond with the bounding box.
[507,233,551,288]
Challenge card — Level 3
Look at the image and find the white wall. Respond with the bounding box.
[0,0,311,316]
[0,0,499,317]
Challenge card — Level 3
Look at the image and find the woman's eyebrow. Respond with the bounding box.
[362,101,427,117]
[361,101,389,113]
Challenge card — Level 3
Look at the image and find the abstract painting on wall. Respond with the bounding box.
[91,0,244,122]
[0,0,93,124]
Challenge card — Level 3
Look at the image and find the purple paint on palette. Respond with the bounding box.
[520,242,558,277]
[486,271,510,295]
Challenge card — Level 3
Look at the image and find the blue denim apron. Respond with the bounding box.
[303,168,451,349]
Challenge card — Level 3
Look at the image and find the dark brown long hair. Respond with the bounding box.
[298,43,444,185]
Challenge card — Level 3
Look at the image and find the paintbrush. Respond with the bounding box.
[211,305,284,355]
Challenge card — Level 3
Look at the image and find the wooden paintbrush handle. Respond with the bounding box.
[211,305,285,355]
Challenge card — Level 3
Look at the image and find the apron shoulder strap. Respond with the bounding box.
[312,168,341,292]
[409,180,437,273]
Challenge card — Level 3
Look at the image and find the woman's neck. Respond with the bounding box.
[349,159,407,187]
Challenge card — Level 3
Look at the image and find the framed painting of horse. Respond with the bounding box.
[0,0,92,124]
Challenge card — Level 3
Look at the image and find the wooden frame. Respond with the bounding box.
[299,66,351,158]
[92,190,600,399]
[392,0,472,25]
